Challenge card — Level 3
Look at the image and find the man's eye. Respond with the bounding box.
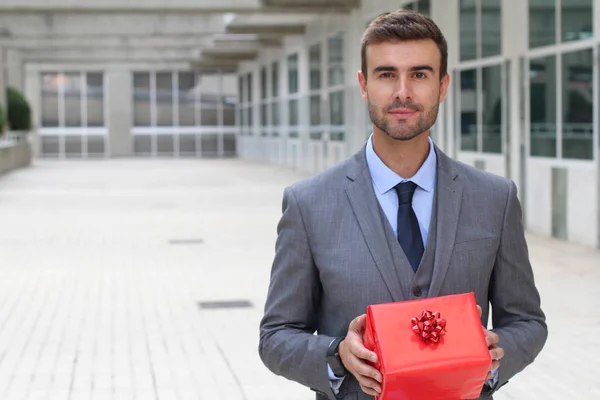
[380,72,393,78]
[414,72,426,79]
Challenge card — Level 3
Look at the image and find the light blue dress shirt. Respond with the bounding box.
[365,133,436,244]
[328,134,498,392]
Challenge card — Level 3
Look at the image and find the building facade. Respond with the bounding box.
[235,0,600,249]
[1,0,597,248]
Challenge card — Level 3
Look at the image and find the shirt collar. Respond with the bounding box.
[365,133,437,195]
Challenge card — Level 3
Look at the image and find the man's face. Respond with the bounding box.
[358,39,450,141]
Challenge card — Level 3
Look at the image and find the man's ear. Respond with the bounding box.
[439,73,450,103]
[358,70,368,102]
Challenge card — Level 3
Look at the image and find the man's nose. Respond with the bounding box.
[393,77,413,102]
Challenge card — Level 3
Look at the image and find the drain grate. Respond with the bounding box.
[198,300,253,310]
[169,238,204,245]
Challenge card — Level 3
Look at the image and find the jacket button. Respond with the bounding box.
[413,287,423,297]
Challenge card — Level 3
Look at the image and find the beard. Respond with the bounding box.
[368,97,440,141]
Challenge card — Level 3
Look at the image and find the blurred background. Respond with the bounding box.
[0,0,598,399]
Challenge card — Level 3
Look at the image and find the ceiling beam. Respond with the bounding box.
[190,59,240,74]
[0,0,356,13]
[200,50,258,61]
[0,0,261,12]
[0,35,212,49]
[261,0,359,10]
[226,24,305,35]
[0,13,226,37]
[211,36,282,48]
[23,47,198,62]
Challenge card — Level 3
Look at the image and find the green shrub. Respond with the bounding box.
[6,86,32,131]
[0,104,5,135]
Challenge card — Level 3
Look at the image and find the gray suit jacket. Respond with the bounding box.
[259,144,547,400]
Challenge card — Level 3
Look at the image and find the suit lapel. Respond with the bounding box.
[429,147,463,297]
[345,149,405,302]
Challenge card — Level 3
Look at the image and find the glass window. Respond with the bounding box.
[200,103,218,126]
[178,72,196,126]
[245,107,253,133]
[222,75,236,127]
[288,99,299,125]
[460,69,477,151]
[223,105,235,126]
[238,75,244,104]
[530,55,557,157]
[156,72,173,127]
[260,67,267,100]
[562,49,593,159]
[482,65,502,153]
[288,54,299,94]
[403,1,417,10]
[481,0,501,58]
[271,101,279,126]
[562,0,593,42]
[86,73,104,127]
[529,0,556,48]
[133,72,151,127]
[460,0,477,61]
[310,95,321,126]
[247,73,253,103]
[64,73,82,127]
[271,62,279,98]
[329,91,344,126]
[328,33,344,87]
[310,43,321,90]
[200,73,219,126]
[41,71,106,129]
[417,0,430,16]
[261,103,268,127]
[41,72,60,127]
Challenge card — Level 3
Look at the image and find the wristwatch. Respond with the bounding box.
[326,336,348,377]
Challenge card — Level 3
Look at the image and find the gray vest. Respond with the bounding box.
[378,186,439,300]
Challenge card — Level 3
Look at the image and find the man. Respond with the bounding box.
[259,9,547,400]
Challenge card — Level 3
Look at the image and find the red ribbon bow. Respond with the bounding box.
[411,310,447,344]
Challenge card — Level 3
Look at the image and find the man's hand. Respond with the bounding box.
[477,305,505,379]
[338,314,382,396]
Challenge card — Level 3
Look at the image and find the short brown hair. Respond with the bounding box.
[361,9,448,80]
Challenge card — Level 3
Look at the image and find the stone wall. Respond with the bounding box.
[0,132,32,176]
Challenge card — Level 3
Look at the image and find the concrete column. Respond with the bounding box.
[347,9,368,156]
[106,67,133,157]
[24,66,40,157]
[432,0,460,159]
[6,49,25,92]
[502,0,529,201]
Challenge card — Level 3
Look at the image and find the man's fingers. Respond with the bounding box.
[489,345,504,361]
[349,341,378,363]
[359,377,382,396]
[349,314,367,333]
[485,330,500,347]
[360,385,380,397]
[477,305,482,318]
[355,362,382,383]
[491,359,500,371]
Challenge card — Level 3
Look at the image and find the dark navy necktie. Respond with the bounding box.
[395,181,424,272]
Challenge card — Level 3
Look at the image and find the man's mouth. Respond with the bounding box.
[388,108,417,119]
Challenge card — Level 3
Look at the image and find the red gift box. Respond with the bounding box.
[363,292,491,400]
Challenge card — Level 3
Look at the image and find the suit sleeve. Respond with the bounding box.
[484,180,548,395]
[258,186,338,399]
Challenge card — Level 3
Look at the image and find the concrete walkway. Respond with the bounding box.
[0,159,597,400]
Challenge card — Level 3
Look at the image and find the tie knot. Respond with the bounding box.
[395,181,418,205]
